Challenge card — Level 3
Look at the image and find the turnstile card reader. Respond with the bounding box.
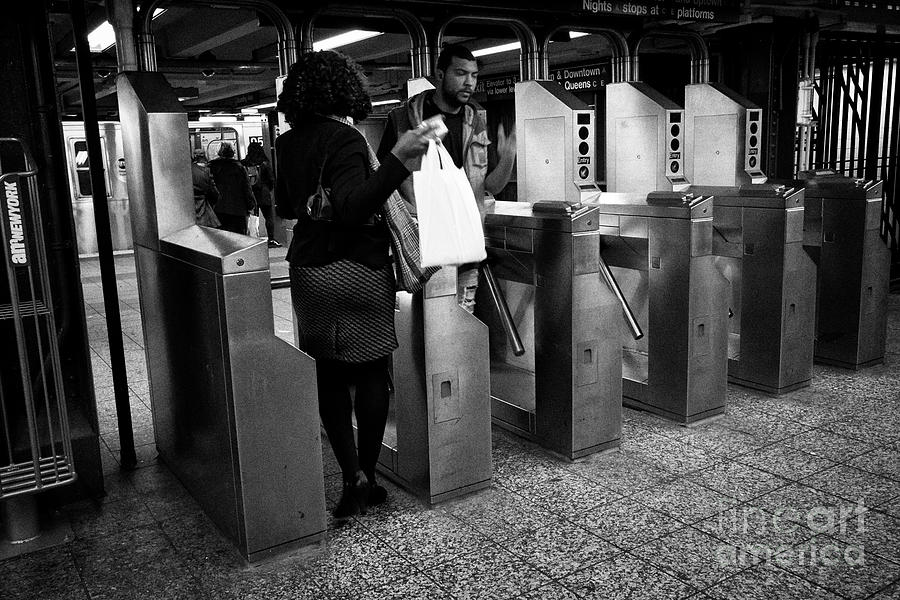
[799,171,890,369]
[606,82,687,194]
[477,201,621,459]
[515,80,598,205]
[385,267,492,504]
[583,192,728,423]
[687,184,816,394]
[684,83,767,186]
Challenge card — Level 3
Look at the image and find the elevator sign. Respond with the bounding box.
[3,177,28,267]
[577,0,740,22]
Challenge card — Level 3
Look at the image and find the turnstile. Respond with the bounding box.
[799,171,890,369]
[686,184,817,394]
[584,192,729,423]
[118,72,326,562]
[477,201,621,459]
[379,267,492,504]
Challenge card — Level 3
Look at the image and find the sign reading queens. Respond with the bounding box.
[3,177,28,267]
[550,62,611,93]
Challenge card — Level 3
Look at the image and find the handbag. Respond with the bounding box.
[306,154,334,222]
[413,140,487,268]
[363,143,439,293]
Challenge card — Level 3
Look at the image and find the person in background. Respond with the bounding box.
[209,142,256,234]
[191,149,220,228]
[377,43,516,313]
[242,141,281,247]
[275,50,433,520]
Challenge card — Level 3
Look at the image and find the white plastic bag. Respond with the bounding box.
[413,140,487,268]
[247,213,260,237]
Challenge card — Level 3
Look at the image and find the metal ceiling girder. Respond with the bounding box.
[297,5,429,78]
[537,26,630,83]
[137,0,295,75]
[436,13,540,81]
[631,27,710,84]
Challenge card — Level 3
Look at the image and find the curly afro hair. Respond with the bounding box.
[276,50,372,127]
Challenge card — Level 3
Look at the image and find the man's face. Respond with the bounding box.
[438,56,479,108]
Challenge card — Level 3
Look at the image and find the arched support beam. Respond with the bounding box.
[436,15,540,81]
[632,28,709,84]
[537,26,629,82]
[137,0,295,75]
[298,5,429,78]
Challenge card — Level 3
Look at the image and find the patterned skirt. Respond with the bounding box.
[290,260,398,363]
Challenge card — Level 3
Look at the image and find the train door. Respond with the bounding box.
[64,123,131,255]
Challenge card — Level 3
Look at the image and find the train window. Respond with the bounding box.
[71,139,111,198]
[191,127,240,160]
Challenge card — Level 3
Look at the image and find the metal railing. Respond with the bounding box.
[805,36,900,261]
[0,138,76,500]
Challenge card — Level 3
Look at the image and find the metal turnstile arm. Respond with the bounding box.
[481,262,526,357]
[598,254,644,340]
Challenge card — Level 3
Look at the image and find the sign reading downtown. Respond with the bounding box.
[474,61,610,101]
[578,0,741,22]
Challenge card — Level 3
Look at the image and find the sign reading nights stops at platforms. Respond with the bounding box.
[577,0,741,22]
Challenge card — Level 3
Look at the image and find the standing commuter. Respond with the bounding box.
[376,43,517,312]
[275,50,433,519]
[241,142,281,247]
[191,149,221,228]
[209,142,256,234]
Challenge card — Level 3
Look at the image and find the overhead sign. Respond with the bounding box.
[474,75,520,101]
[550,62,611,92]
[474,62,610,101]
[578,0,741,22]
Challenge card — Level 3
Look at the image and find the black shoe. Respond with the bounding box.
[368,483,387,506]
[333,472,369,520]
[267,239,282,248]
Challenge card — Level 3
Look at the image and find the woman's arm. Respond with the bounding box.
[325,129,410,225]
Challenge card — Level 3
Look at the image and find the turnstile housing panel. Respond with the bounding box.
[606,82,685,194]
[139,243,326,561]
[693,185,817,393]
[588,193,727,422]
[391,267,492,504]
[481,202,621,458]
[800,174,890,368]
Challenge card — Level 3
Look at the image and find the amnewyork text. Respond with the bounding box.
[4,180,27,265]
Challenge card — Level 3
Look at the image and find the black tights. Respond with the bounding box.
[316,356,390,484]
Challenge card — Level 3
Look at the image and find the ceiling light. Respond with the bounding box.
[245,101,277,110]
[313,30,383,51]
[570,31,590,39]
[472,41,521,58]
[372,99,401,107]
[73,8,166,53]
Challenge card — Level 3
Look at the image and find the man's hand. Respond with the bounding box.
[495,122,516,163]
[485,122,516,195]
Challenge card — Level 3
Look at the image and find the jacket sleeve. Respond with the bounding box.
[376,111,399,164]
[326,128,410,225]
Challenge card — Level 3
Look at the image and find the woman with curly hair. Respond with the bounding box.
[275,50,433,520]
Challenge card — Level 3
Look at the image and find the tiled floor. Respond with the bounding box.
[2,252,899,599]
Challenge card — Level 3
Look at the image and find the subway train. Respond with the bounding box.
[60,115,270,256]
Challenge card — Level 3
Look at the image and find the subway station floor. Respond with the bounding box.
[2,252,900,600]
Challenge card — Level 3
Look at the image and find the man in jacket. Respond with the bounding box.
[377,43,516,313]
[209,142,256,235]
